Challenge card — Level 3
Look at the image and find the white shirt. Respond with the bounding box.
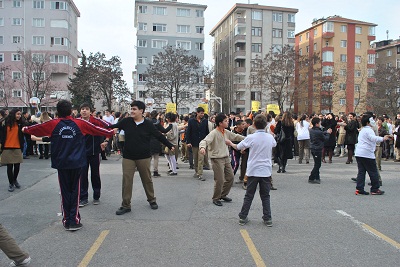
[237,130,277,177]
[296,120,311,140]
[355,126,384,159]
[103,115,115,124]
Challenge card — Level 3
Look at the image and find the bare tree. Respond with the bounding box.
[145,46,202,109]
[0,65,14,108]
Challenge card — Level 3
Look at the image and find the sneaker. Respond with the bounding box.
[355,189,369,195]
[116,207,131,215]
[79,199,89,207]
[371,189,385,195]
[8,185,14,192]
[14,181,21,189]
[198,175,206,181]
[242,184,247,190]
[67,223,83,231]
[93,199,100,205]
[264,219,273,227]
[351,178,357,182]
[167,170,173,173]
[9,256,31,266]
[150,202,158,210]
[203,166,210,170]
[153,171,161,177]
[239,217,249,226]
[168,172,177,176]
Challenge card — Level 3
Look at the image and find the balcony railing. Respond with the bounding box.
[234,100,245,105]
[234,67,246,73]
[234,50,246,60]
[234,35,246,44]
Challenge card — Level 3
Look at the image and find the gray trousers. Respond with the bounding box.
[0,224,29,263]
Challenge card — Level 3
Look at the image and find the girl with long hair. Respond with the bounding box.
[274,112,295,173]
[296,114,311,164]
[0,109,25,192]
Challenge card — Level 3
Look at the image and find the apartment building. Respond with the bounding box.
[0,0,80,110]
[373,39,400,68]
[134,0,207,114]
[295,16,377,115]
[210,3,298,113]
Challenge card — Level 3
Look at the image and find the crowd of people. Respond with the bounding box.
[0,99,397,266]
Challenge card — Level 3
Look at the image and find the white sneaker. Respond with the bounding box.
[10,256,31,266]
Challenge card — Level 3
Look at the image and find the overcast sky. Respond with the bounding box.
[73,0,399,89]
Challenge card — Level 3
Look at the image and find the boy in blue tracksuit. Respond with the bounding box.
[23,100,114,231]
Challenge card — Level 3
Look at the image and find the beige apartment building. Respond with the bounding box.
[373,39,400,68]
[295,16,377,115]
[210,3,298,113]
[0,0,80,111]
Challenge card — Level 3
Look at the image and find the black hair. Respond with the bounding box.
[245,118,253,125]
[184,116,190,122]
[349,112,356,117]
[150,110,158,118]
[169,113,177,122]
[115,112,121,118]
[130,100,146,114]
[57,100,72,118]
[236,120,243,126]
[268,111,276,118]
[5,108,23,129]
[253,114,267,129]
[361,114,372,126]
[79,102,92,112]
[215,113,227,127]
[311,117,320,127]
[196,107,205,113]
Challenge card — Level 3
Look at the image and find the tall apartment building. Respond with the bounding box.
[0,0,80,110]
[373,39,400,68]
[134,0,207,114]
[295,16,377,115]
[210,3,298,113]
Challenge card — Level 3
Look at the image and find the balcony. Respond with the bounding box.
[322,31,335,39]
[234,100,245,105]
[235,18,246,25]
[322,46,334,52]
[234,50,246,60]
[234,67,246,74]
[233,84,246,90]
[368,35,376,41]
[234,35,246,44]
[288,38,295,44]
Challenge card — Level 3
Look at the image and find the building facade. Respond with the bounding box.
[134,0,207,114]
[210,3,298,113]
[373,39,400,68]
[295,16,377,115]
[0,0,80,111]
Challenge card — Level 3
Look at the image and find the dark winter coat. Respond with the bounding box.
[274,121,294,160]
[150,118,172,154]
[321,118,337,147]
[309,127,331,152]
[344,120,359,145]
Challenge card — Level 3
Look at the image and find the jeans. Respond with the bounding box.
[309,151,322,181]
[239,176,271,221]
[355,156,380,191]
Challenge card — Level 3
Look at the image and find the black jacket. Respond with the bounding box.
[344,120,359,145]
[150,118,172,154]
[309,127,330,152]
[321,118,337,147]
[0,120,25,152]
[185,117,209,147]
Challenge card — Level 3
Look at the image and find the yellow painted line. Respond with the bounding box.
[240,229,267,267]
[78,230,110,267]
[362,224,400,250]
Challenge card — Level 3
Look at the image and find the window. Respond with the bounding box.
[323,22,334,32]
[33,53,45,62]
[51,37,69,46]
[368,26,375,36]
[50,55,67,63]
[152,39,167,49]
[0,36,3,44]
[272,44,282,54]
[12,71,21,80]
[153,23,166,32]
[138,74,146,82]
[33,1,44,9]
[0,1,3,8]
[195,42,203,51]
[32,36,45,45]
[272,29,282,38]
[322,66,333,76]
[153,6,166,15]
[177,8,190,17]
[397,59,400,69]
[322,51,334,62]
[272,12,282,22]
[33,18,45,27]
[299,48,302,56]
[12,18,22,25]
[299,35,302,42]
[0,53,3,62]
[196,10,204,17]
[314,28,318,36]
[288,14,295,23]
[340,40,347,48]
[306,46,309,53]
[196,26,203,34]
[0,18,3,26]
[13,36,22,43]
[51,1,68,10]
[340,54,347,62]
[306,32,310,40]
[340,69,346,76]
[354,98,359,105]
[354,70,361,77]
[50,19,68,29]
[287,30,294,38]
[368,68,375,77]
[314,43,317,50]
[137,57,147,64]
[32,72,45,81]
[339,83,346,90]
[387,50,392,57]
[355,41,361,49]
[13,89,22,98]
[355,26,362,34]
[355,56,361,63]
[137,39,147,47]
[177,25,190,33]
[252,27,262,36]
[251,43,262,53]
[339,99,346,105]
[13,1,21,8]
[341,25,347,32]
[138,23,147,31]
[176,41,191,50]
[12,53,21,61]
[355,84,361,92]
[251,11,262,20]
[138,5,147,14]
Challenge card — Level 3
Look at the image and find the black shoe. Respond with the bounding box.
[168,172,177,176]
[213,200,223,206]
[45,156,49,159]
[14,181,21,189]
[8,185,14,192]
[270,186,277,190]
[79,199,89,207]
[39,155,43,159]
[351,178,357,182]
[371,189,385,195]
[282,169,286,173]
[153,171,161,177]
[66,223,83,231]
[203,166,210,170]
[116,207,131,215]
[102,157,108,160]
[220,197,232,202]
[355,189,369,195]
[189,166,194,169]
[23,156,29,159]
[277,169,282,173]
[150,202,158,209]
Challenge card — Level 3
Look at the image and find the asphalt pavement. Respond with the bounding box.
[0,153,399,267]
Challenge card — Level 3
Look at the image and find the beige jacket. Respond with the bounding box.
[199,128,245,158]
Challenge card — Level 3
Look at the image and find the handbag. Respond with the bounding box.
[278,128,286,143]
